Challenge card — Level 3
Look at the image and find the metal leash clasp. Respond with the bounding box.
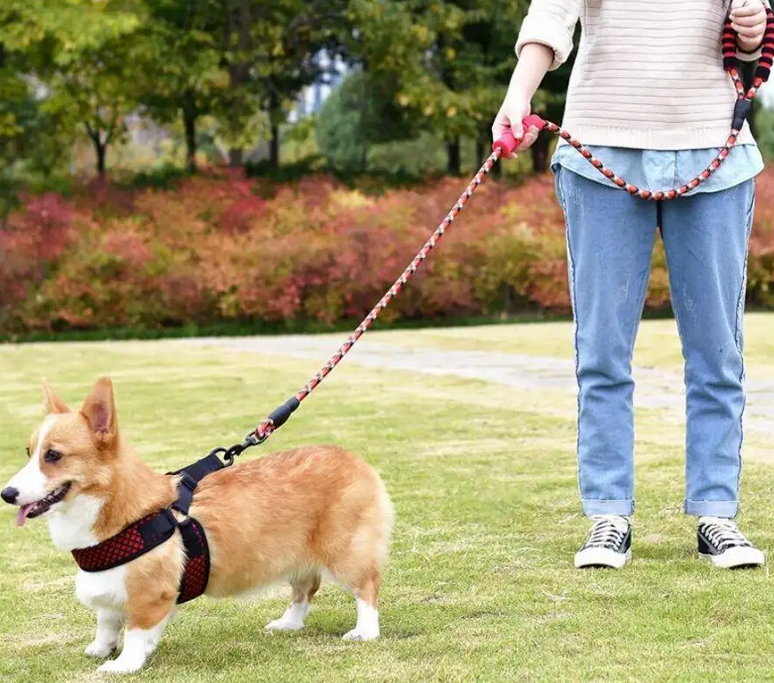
[204,417,275,469]
[222,441,248,466]
[220,424,272,466]
[244,430,267,447]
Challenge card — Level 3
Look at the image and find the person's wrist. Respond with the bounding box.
[503,84,533,107]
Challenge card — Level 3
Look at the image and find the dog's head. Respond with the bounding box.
[2,377,120,526]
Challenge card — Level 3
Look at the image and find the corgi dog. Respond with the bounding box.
[1,378,393,674]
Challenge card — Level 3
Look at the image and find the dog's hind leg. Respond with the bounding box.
[343,567,381,641]
[265,570,322,633]
[333,488,390,642]
[331,561,382,641]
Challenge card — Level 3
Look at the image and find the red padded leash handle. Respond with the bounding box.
[492,114,546,157]
[723,5,774,82]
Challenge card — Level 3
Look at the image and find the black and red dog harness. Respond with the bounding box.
[70,452,226,604]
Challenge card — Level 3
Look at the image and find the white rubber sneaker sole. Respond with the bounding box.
[574,546,631,569]
[699,546,765,569]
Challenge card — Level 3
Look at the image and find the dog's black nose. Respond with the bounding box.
[1,487,19,504]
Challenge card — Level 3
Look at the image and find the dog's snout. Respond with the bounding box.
[1,487,19,504]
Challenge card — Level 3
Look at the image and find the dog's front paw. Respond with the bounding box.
[265,617,304,632]
[85,640,116,658]
[342,627,379,641]
[97,656,144,675]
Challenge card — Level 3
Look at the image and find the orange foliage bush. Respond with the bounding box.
[1,167,772,335]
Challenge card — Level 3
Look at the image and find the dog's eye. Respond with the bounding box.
[44,449,62,463]
[25,446,31,458]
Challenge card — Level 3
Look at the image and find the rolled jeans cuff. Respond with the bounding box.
[582,499,634,517]
[685,499,738,518]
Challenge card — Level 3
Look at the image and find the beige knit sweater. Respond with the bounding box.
[516,0,770,149]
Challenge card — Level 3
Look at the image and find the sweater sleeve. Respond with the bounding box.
[736,0,772,62]
[514,0,582,70]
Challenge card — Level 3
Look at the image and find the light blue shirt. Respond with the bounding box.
[551,143,764,194]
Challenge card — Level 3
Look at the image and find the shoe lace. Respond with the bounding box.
[584,516,628,549]
[701,518,751,550]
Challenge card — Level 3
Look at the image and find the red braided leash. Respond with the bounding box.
[214,8,772,458]
[238,152,501,451]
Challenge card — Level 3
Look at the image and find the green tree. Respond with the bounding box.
[213,0,348,170]
[0,0,140,179]
[344,0,578,175]
[49,40,140,178]
[346,0,530,175]
[138,0,227,173]
[316,71,415,172]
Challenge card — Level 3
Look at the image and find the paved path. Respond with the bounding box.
[188,336,774,436]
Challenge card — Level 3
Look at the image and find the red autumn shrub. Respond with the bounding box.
[747,168,774,307]
[0,193,85,330]
[1,167,771,336]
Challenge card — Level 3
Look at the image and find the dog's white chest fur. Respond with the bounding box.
[47,495,103,551]
[76,566,127,611]
[46,495,128,611]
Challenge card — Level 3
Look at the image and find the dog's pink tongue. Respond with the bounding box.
[17,504,33,527]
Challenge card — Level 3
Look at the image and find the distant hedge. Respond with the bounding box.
[2,168,772,336]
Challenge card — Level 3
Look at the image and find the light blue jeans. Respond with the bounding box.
[554,168,756,518]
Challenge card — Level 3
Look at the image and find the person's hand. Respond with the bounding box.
[492,43,554,159]
[730,0,768,52]
[491,91,540,160]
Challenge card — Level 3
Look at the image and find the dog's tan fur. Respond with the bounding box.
[11,377,392,670]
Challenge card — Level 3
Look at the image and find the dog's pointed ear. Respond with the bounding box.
[80,377,118,446]
[42,380,70,414]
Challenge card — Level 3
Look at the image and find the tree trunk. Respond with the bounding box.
[358,73,369,173]
[268,88,280,171]
[447,137,461,175]
[359,139,368,173]
[94,140,106,179]
[183,105,197,173]
[229,0,252,171]
[269,125,280,170]
[530,132,549,173]
[226,64,247,171]
[475,139,484,163]
[229,148,243,169]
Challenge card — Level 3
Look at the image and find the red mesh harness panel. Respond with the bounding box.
[70,453,225,604]
[71,508,210,604]
[71,510,177,572]
[176,518,210,604]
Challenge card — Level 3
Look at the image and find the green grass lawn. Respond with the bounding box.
[1,317,772,682]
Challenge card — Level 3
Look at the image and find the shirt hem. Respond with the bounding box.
[555,122,756,151]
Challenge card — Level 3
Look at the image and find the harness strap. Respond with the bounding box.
[169,451,227,515]
[177,518,210,603]
[72,509,177,572]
